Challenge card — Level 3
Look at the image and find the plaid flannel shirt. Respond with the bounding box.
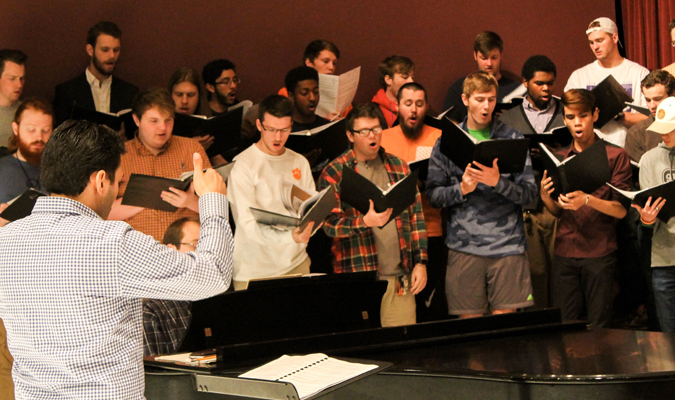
[142,299,192,356]
[317,148,427,273]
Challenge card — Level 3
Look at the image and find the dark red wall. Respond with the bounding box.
[0,0,615,111]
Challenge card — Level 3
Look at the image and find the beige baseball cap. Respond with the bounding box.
[647,97,675,135]
[586,17,618,35]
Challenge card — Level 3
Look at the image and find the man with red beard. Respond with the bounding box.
[0,97,53,208]
[52,21,138,127]
[381,82,445,321]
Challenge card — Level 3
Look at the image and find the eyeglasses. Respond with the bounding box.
[261,122,292,135]
[180,242,197,249]
[350,126,383,137]
[215,77,241,86]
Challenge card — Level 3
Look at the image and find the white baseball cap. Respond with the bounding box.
[647,97,675,135]
[586,17,618,35]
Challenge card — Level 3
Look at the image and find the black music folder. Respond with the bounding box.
[251,186,337,231]
[340,166,418,226]
[172,103,249,160]
[70,106,136,133]
[122,163,235,212]
[0,189,47,222]
[538,140,611,199]
[592,74,633,129]
[409,158,430,182]
[286,119,349,163]
[608,180,675,222]
[524,126,573,149]
[439,117,529,174]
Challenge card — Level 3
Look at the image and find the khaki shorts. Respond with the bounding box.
[379,275,416,327]
[445,249,533,315]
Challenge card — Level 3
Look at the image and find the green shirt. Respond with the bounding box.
[468,127,491,142]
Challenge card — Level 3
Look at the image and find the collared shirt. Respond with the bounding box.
[317,148,427,273]
[143,299,191,356]
[85,68,112,113]
[118,135,211,241]
[555,138,632,258]
[522,96,557,133]
[0,194,233,399]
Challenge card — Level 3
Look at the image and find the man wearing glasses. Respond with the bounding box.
[317,103,428,327]
[228,95,315,290]
[202,58,241,117]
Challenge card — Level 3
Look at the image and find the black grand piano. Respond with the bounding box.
[145,273,675,399]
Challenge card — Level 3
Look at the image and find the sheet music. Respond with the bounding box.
[316,67,360,119]
[239,353,377,400]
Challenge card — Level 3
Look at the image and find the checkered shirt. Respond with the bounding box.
[0,193,233,399]
[142,299,191,356]
[316,148,427,273]
[118,135,211,241]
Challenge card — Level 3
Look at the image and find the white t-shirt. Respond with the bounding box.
[564,59,649,148]
[228,144,315,282]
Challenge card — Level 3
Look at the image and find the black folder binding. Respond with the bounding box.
[592,74,634,129]
[539,140,611,199]
[608,180,675,222]
[286,119,349,163]
[70,105,136,135]
[250,186,337,231]
[122,163,235,212]
[340,166,418,226]
[524,126,573,149]
[439,117,529,174]
[172,105,247,160]
[0,189,47,222]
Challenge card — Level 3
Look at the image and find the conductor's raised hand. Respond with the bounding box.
[363,200,393,228]
[192,152,227,196]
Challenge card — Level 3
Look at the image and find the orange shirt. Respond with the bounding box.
[381,124,443,237]
[118,135,211,241]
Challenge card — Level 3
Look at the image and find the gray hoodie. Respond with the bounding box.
[639,142,675,267]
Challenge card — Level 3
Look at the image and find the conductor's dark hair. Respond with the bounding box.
[258,95,293,121]
[41,120,126,196]
[285,66,319,94]
[303,40,340,63]
[521,55,557,81]
[86,21,122,47]
[163,217,199,247]
[0,49,27,75]
[346,103,387,133]
[397,82,428,102]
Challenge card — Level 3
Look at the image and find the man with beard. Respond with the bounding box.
[202,59,240,117]
[427,71,537,319]
[0,97,52,399]
[381,82,445,321]
[625,70,675,163]
[0,97,53,208]
[52,21,139,127]
[499,55,565,309]
[286,66,328,131]
[0,49,27,153]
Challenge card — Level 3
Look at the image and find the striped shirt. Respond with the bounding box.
[118,135,211,241]
[0,193,233,399]
[317,148,427,273]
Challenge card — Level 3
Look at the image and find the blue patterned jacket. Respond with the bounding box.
[426,118,537,257]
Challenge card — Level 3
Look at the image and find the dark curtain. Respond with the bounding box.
[622,0,675,70]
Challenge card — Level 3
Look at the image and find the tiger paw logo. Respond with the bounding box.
[658,109,666,120]
[292,168,302,180]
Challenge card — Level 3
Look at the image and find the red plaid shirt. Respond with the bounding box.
[316,148,427,273]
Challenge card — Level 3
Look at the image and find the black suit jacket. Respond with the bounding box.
[53,72,139,127]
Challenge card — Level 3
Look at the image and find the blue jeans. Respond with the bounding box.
[652,267,675,332]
